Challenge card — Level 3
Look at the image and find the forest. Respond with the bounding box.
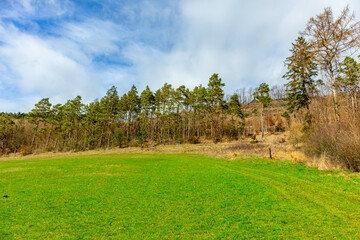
[1,6,360,171]
[0,75,286,152]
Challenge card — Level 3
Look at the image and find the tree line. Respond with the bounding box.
[0,73,289,155]
[2,5,360,172]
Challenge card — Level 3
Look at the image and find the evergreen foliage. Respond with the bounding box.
[283,37,317,112]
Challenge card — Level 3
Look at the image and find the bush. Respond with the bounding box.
[305,123,360,171]
[250,134,258,144]
[188,136,200,144]
[19,146,33,156]
[212,136,221,144]
[288,122,304,147]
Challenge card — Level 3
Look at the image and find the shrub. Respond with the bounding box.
[288,122,304,147]
[19,146,33,156]
[305,123,360,171]
[250,134,258,144]
[188,136,200,144]
[212,136,221,144]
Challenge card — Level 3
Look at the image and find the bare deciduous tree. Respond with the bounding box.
[301,6,360,121]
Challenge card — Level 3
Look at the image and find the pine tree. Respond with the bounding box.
[176,85,191,140]
[62,96,84,150]
[100,86,120,148]
[140,86,155,142]
[82,101,102,149]
[126,85,140,140]
[337,56,360,119]
[227,94,246,139]
[28,98,52,148]
[206,74,225,139]
[192,85,207,138]
[283,37,317,113]
[254,83,272,139]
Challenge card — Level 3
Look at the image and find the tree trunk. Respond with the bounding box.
[351,94,356,121]
[31,120,40,147]
[53,138,58,151]
[330,72,340,122]
[332,88,340,122]
[151,119,154,142]
[261,104,264,139]
[45,127,53,150]
[99,135,103,148]
[107,132,111,149]
[351,86,357,121]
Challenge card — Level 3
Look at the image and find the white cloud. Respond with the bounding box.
[0,23,99,107]
[61,19,126,57]
[0,16,140,111]
[0,95,43,113]
[0,0,73,19]
[1,0,360,112]
[122,0,360,94]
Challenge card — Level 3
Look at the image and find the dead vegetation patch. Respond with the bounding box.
[0,131,341,172]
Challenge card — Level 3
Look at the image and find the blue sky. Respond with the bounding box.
[0,0,359,112]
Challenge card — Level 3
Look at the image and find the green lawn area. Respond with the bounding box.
[1,153,360,239]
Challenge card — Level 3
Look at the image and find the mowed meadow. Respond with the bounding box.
[1,153,360,239]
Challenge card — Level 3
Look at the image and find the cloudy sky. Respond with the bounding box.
[0,0,359,112]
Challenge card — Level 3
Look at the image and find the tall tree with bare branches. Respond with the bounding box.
[301,6,360,121]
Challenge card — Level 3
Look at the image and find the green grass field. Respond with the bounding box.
[1,153,360,239]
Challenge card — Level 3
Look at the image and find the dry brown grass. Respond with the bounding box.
[1,132,310,167]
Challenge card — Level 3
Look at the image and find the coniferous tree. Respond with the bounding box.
[227,94,246,139]
[206,74,225,139]
[100,86,120,148]
[283,37,317,113]
[254,83,272,139]
[126,85,140,140]
[193,85,207,137]
[82,101,102,149]
[51,103,64,151]
[119,93,129,139]
[62,96,84,150]
[337,56,360,118]
[176,85,191,140]
[140,86,155,142]
[28,98,52,148]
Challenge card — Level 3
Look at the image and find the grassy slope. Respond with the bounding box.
[1,153,360,239]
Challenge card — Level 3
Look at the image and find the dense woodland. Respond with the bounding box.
[0,76,287,153]
[2,6,360,171]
